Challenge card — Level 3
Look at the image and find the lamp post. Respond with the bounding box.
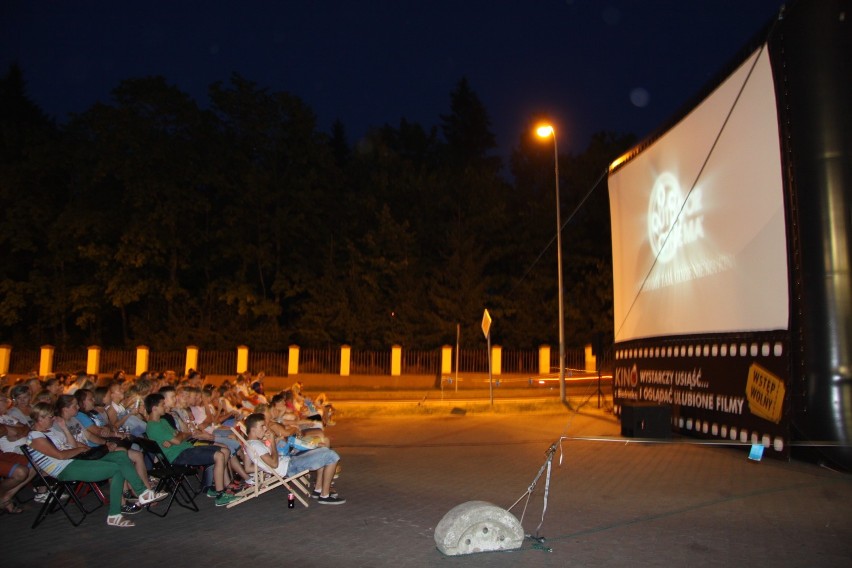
[536,124,566,405]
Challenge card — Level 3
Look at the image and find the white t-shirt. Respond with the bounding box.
[0,413,27,453]
[247,439,290,477]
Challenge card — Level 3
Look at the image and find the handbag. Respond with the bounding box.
[74,444,109,460]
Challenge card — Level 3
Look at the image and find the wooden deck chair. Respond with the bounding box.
[21,445,106,529]
[226,426,311,509]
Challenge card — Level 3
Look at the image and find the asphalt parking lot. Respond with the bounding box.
[4,407,852,567]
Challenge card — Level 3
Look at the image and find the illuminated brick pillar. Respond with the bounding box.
[584,344,596,373]
[236,345,249,374]
[391,345,402,376]
[491,345,502,376]
[441,345,453,375]
[288,345,300,376]
[539,345,551,376]
[39,345,54,377]
[38,345,54,377]
[136,346,150,376]
[340,345,351,376]
[185,345,199,376]
[87,345,101,376]
[0,344,11,375]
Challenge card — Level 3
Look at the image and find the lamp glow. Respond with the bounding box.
[536,125,554,138]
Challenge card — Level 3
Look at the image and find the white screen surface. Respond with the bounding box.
[608,46,788,342]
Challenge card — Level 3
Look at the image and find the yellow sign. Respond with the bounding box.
[481,309,492,339]
[746,363,785,424]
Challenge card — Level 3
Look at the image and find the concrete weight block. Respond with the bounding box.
[434,501,524,556]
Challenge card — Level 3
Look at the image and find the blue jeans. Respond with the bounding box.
[286,447,339,477]
[173,445,220,488]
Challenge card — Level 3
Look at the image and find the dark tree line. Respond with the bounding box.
[0,65,635,351]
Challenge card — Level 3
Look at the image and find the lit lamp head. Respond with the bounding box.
[535,124,555,138]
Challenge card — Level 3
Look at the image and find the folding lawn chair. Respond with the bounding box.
[132,436,200,517]
[226,426,311,509]
[21,445,106,529]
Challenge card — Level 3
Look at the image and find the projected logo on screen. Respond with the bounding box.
[647,173,704,263]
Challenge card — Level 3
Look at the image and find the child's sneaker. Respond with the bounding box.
[311,488,338,499]
[317,494,346,505]
[121,502,144,515]
[215,492,238,507]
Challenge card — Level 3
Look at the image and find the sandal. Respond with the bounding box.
[106,514,135,527]
[0,500,23,514]
[137,489,168,505]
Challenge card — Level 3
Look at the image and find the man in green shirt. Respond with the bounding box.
[144,393,236,507]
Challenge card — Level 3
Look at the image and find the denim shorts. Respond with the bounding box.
[287,447,339,476]
[213,430,240,455]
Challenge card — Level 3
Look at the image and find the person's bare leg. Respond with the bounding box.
[319,462,337,497]
[0,466,35,505]
[128,450,152,490]
[213,450,226,491]
[228,455,248,479]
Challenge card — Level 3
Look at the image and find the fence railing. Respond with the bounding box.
[351,350,389,375]
[402,350,439,375]
[247,351,289,377]
[0,344,595,378]
[148,351,185,374]
[99,350,135,375]
[300,347,340,375]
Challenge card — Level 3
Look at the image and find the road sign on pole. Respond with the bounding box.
[482,309,493,406]
[481,309,492,339]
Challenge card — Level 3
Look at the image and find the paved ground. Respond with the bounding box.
[4,406,851,567]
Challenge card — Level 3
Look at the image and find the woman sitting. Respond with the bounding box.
[27,401,167,527]
[105,381,146,437]
[54,395,158,512]
[7,385,34,427]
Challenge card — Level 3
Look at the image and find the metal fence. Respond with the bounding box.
[198,350,236,375]
[457,348,489,373]
[501,349,539,374]
[99,350,135,375]
[402,350,439,375]
[8,350,39,375]
[149,351,185,374]
[4,345,596,377]
[551,347,586,373]
[53,350,88,374]
[350,350,389,375]
[247,351,289,377]
[300,347,340,374]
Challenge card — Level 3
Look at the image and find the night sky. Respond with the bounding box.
[2,0,786,156]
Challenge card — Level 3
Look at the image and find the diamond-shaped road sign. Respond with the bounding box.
[481,309,492,339]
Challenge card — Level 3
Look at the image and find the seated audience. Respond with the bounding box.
[27,401,167,527]
[144,393,237,507]
[243,412,344,505]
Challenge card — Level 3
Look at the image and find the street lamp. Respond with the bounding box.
[536,124,567,406]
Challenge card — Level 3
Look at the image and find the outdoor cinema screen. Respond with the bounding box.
[608,46,788,343]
